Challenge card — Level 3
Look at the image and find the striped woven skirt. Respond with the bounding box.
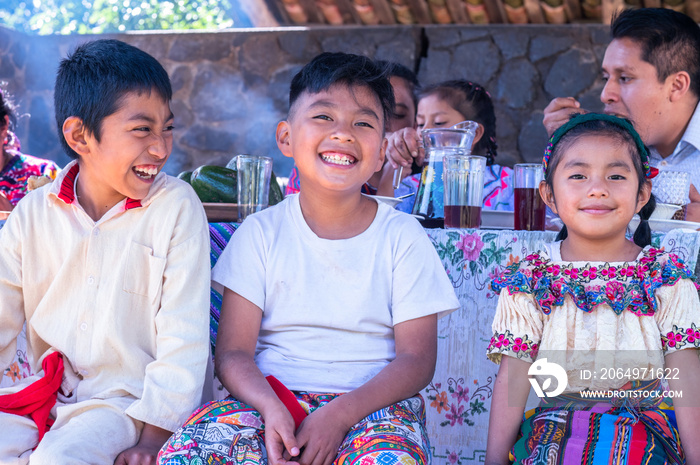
[510,380,684,465]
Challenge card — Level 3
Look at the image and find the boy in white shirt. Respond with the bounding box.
[158,52,459,465]
[0,39,210,464]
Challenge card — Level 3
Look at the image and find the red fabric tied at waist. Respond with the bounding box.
[0,352,64,442]
[265,375,308,430]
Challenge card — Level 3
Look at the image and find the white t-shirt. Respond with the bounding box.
[212,194,459,393]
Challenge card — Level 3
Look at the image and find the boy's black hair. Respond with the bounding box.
[375,60,420,111]
[418,80,498,164]
[288,52,395,130]
[545,116,656,247]
[611,8,700,97]
[54,39,172,159]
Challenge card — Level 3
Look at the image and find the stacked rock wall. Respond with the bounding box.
[0,23,608,176]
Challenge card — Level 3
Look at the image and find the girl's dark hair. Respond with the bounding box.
[546,117,655,247]
[418,79,498,164]
[0,85,16,133]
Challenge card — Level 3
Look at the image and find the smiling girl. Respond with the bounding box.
[485,113,700,464]
[386,80,513,213]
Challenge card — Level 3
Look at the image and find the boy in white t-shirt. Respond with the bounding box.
[158,52,460,465]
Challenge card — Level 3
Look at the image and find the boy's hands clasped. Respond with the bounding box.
[262,402,301,465]
[267,399,351,465]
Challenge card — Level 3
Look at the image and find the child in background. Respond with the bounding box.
[386,80,513,213]
[158,52,459,465]
[0,86,60,211]
[285,60,419,197]
[0,39,210,463]
[485,113,700,464]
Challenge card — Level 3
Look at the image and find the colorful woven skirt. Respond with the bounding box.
[158,393,430,465]
[510,381,684,465]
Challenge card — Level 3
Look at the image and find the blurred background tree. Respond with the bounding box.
[0,0,253,34]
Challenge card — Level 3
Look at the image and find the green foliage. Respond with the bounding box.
[0,0,235,35]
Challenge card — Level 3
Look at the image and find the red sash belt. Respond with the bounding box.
[0,352,64,442]
[266,375,308,430]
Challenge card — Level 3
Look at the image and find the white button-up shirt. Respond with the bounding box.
[0,160,211,432]
[649,103,700,203]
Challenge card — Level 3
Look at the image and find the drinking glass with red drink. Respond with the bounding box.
[412,124,478,228]
[443,155,486,229]
[513,163,546,231]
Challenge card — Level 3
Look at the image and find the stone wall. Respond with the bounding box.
[0,23,609,177]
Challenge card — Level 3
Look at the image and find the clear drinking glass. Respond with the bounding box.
[236,155,273,222]
[412,122,478,228]
[513,163,546,231]
[443,155,487,228]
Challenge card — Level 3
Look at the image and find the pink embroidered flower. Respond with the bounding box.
[512,337,529,353]
[582,266,597,280]
[451,384,469,404]
[666,332,683,348]
[546,264,560,275]
[448,451,459,464]
[601,266,617,279]
[635,264,649,279]
[564,267,579,279]
[619,266,635,278]
[530,343,539,359]
[456,233,484,262]
[604,281,625,303]
[686,328,696,343]
[491,333,510,349]
[445,402,465,426]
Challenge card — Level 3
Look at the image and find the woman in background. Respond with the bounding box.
[0,86,60,211]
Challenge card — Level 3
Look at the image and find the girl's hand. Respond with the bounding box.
[262,403,301,465]
[294,404,351,465]
[386,127,423,170]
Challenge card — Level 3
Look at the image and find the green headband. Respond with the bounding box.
[542,113,657,179]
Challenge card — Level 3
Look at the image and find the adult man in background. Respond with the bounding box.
[543,8,700,221]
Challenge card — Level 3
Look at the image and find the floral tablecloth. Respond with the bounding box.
[2,223,700,465]
[423,227,700,464]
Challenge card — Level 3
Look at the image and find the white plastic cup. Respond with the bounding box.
[236,155,272,222]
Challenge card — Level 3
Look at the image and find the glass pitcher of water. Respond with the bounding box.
[412,122,478,227]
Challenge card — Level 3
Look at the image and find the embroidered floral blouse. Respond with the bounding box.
[0,150,60,206]
[487,242,700,391]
